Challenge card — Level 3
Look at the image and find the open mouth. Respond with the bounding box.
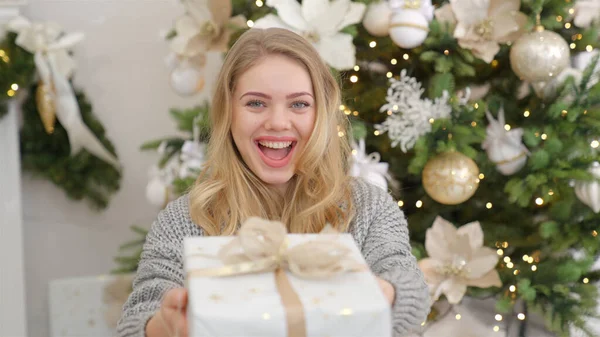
[255,140,296,168]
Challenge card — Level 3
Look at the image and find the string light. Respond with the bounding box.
[502,242,508,248]
[344,110,351,115]
[255,0,264,6]
[497,249,504,255]
[474,103,479,109]
[587,45,594,52]
[569,8,575,14]
[352,111,359,116]
[591,140,600,148]
[455,314,462,320]
[247,20,254,27]
[504,124,511,131]
[578,34,583,40]
[495,314,503,321]
[421,322,426,326]
[561,109,568,116]
[471,121,477,127]
[338,131,345,137]
[493,326,500,332]
[531,265,537,271]
[11,84,19,91]
[350,75,358,83]
[403,53,410,60]
[443,50,450,55]
[374,130,380,136]
[491,60,499,68]
[535,198,544,205]
[393,105,399,111]
[592,230,598,237]
[522,255,529,261]
[353,65,360,71]
[7,89,15,97]
[416,200,423,208]
[369,41,377,48]
[351,149,357,155]
[541,133,547,140]
[565,22,572,29]
[391,58,398,65]
[509,285,516,292]
[397,200,404,207]
[339,105,346,110]
[386,72,393,78]
[429,118,435,124]
[0,50,5,57]
[556,15,563,22]
[387,110,392,116]
[514,269,520,275]
[486,202,493,209]
[571,43,577,50]
[548,190,554,196]
[528,257,534,263]
[479,173,485,179]
[523,110,530,117]
[506,262,514,268]
[584,278,590,284]
[517,313,526,320]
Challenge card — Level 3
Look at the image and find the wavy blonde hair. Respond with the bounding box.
[189,28,354,236]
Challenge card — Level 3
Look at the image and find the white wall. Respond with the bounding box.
[19,1,221,336]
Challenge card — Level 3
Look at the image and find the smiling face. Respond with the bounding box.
[231,54,316,194]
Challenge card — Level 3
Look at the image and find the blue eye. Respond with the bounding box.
[291,101,310,109]
[246,100,265,108]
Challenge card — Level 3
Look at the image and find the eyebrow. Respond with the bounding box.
[240,91,313,100]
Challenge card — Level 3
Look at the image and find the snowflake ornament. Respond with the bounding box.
[375,69,452,152]
[253,0,366,70]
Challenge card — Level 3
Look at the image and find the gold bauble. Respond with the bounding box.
[509,26,570,83]
[36,81,56,134]
[422,151,480,205]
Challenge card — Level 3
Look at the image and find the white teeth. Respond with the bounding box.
[258,141,293,149]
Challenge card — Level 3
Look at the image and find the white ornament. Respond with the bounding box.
[573,0,600,28]
[350,138,389,190]
[575,162,600,213]
[362,1,392,37]
[170,61,205,97]
[481,108,529,175]
[389,10,429,49]
[254,0,366,70]
[179,116,206,178]
[146,176,170,208]
[375,69,452,152]
[389,0,435,22]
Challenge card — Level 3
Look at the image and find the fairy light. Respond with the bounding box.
[535,197,544,205]
[11,83,19,91]
[344,109,351,115]
[502,241,508,248]
[486,202,493,209]
[587,45,594,52]
[474,103,479,109]
[578,34,583,40]
[352,111,359,116]
[548,190,554,196]
[403,53,410,60]
[351,149,357,155]
[429,118,435,124]
[255,0,264,7]
[479,173,485,179]
[353,65,360,71]
[421,322,426,326]
[571,43,577,49]
[522,255,529,261]
[393,105,399,111]
[455,314,462,320]
[338,131,345,137]
[509,285,516,292]
[495,314,503,321]
[444,49,450,55]
[592,230,598,237]
[504,124,511,131]
[524,110,530,117]
[339,105,346,111]
[369,41,377,48]
[556,15,563,22]
[561,109,568,116]
[491,60,499,68]
[541,133,548,140]
[0,50,5,57]
[493,326,500,332]
[569,8,575,14]
[531,265,537,271]
[514,269,520,275]
[471,121,477,127]
[374,130,380,136]
[398,200,404,207]
[416,200,423,208]
[387,110,392,116]
[528,257,534,264]
[517,313,526,320]
[591,140,600,148]
[565,22,572,29]
[391,58,398,65]
[507,262,514,268]
[386,72,393,78]
[584,278,590,284]
[350,75,358,83]
[7,89,15,97]
[497,249,504,255]
[247,20,254,27]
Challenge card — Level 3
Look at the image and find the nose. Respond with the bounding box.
[264,105,291,131]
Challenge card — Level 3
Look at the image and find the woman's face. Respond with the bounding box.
[231,54,316,193]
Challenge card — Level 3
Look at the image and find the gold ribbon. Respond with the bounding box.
[187,217,365,337]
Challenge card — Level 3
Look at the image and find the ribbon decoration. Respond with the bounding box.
[7,16,121,170]
[188,217,366,337]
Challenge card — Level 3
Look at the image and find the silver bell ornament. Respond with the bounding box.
[575,162,600,213]
[510,25,570,83]
[481,109,529,175]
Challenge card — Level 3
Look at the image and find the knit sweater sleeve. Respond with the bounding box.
[355,180,430,336]
[116,197,191,337]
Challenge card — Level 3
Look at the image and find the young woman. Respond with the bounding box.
[117,27,429,337]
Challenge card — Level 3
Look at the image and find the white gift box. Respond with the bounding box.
[48,274,134,337]
[183,233,392,337]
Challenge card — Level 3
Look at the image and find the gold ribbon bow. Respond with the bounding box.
[188,217,365,337]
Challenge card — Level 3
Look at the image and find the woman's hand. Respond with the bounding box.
[146,288,189,337]
[376,277,396,306]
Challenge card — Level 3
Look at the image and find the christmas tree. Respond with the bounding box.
[114,0,600,335]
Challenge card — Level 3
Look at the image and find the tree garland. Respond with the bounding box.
[1,31,121,210]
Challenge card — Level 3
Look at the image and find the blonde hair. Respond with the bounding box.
[189,28,354,236]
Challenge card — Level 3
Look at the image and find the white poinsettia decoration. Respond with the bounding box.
[350,138,389,190]
[481,108,529,175]
[418,216,502,304]
[573,0,600,28]
[253,0,366,70]
[170,0,246,57]
[375,69,452,153]
[435,0,527,63]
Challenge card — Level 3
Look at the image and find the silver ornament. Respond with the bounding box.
[510,26,570,83]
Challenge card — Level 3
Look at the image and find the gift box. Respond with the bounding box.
[183,217,392,337]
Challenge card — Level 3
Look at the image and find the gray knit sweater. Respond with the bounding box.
[116,178,430,337]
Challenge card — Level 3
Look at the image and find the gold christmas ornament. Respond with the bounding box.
[36,81,57,134]
[510,26,570,83]
[422,151,480,205]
